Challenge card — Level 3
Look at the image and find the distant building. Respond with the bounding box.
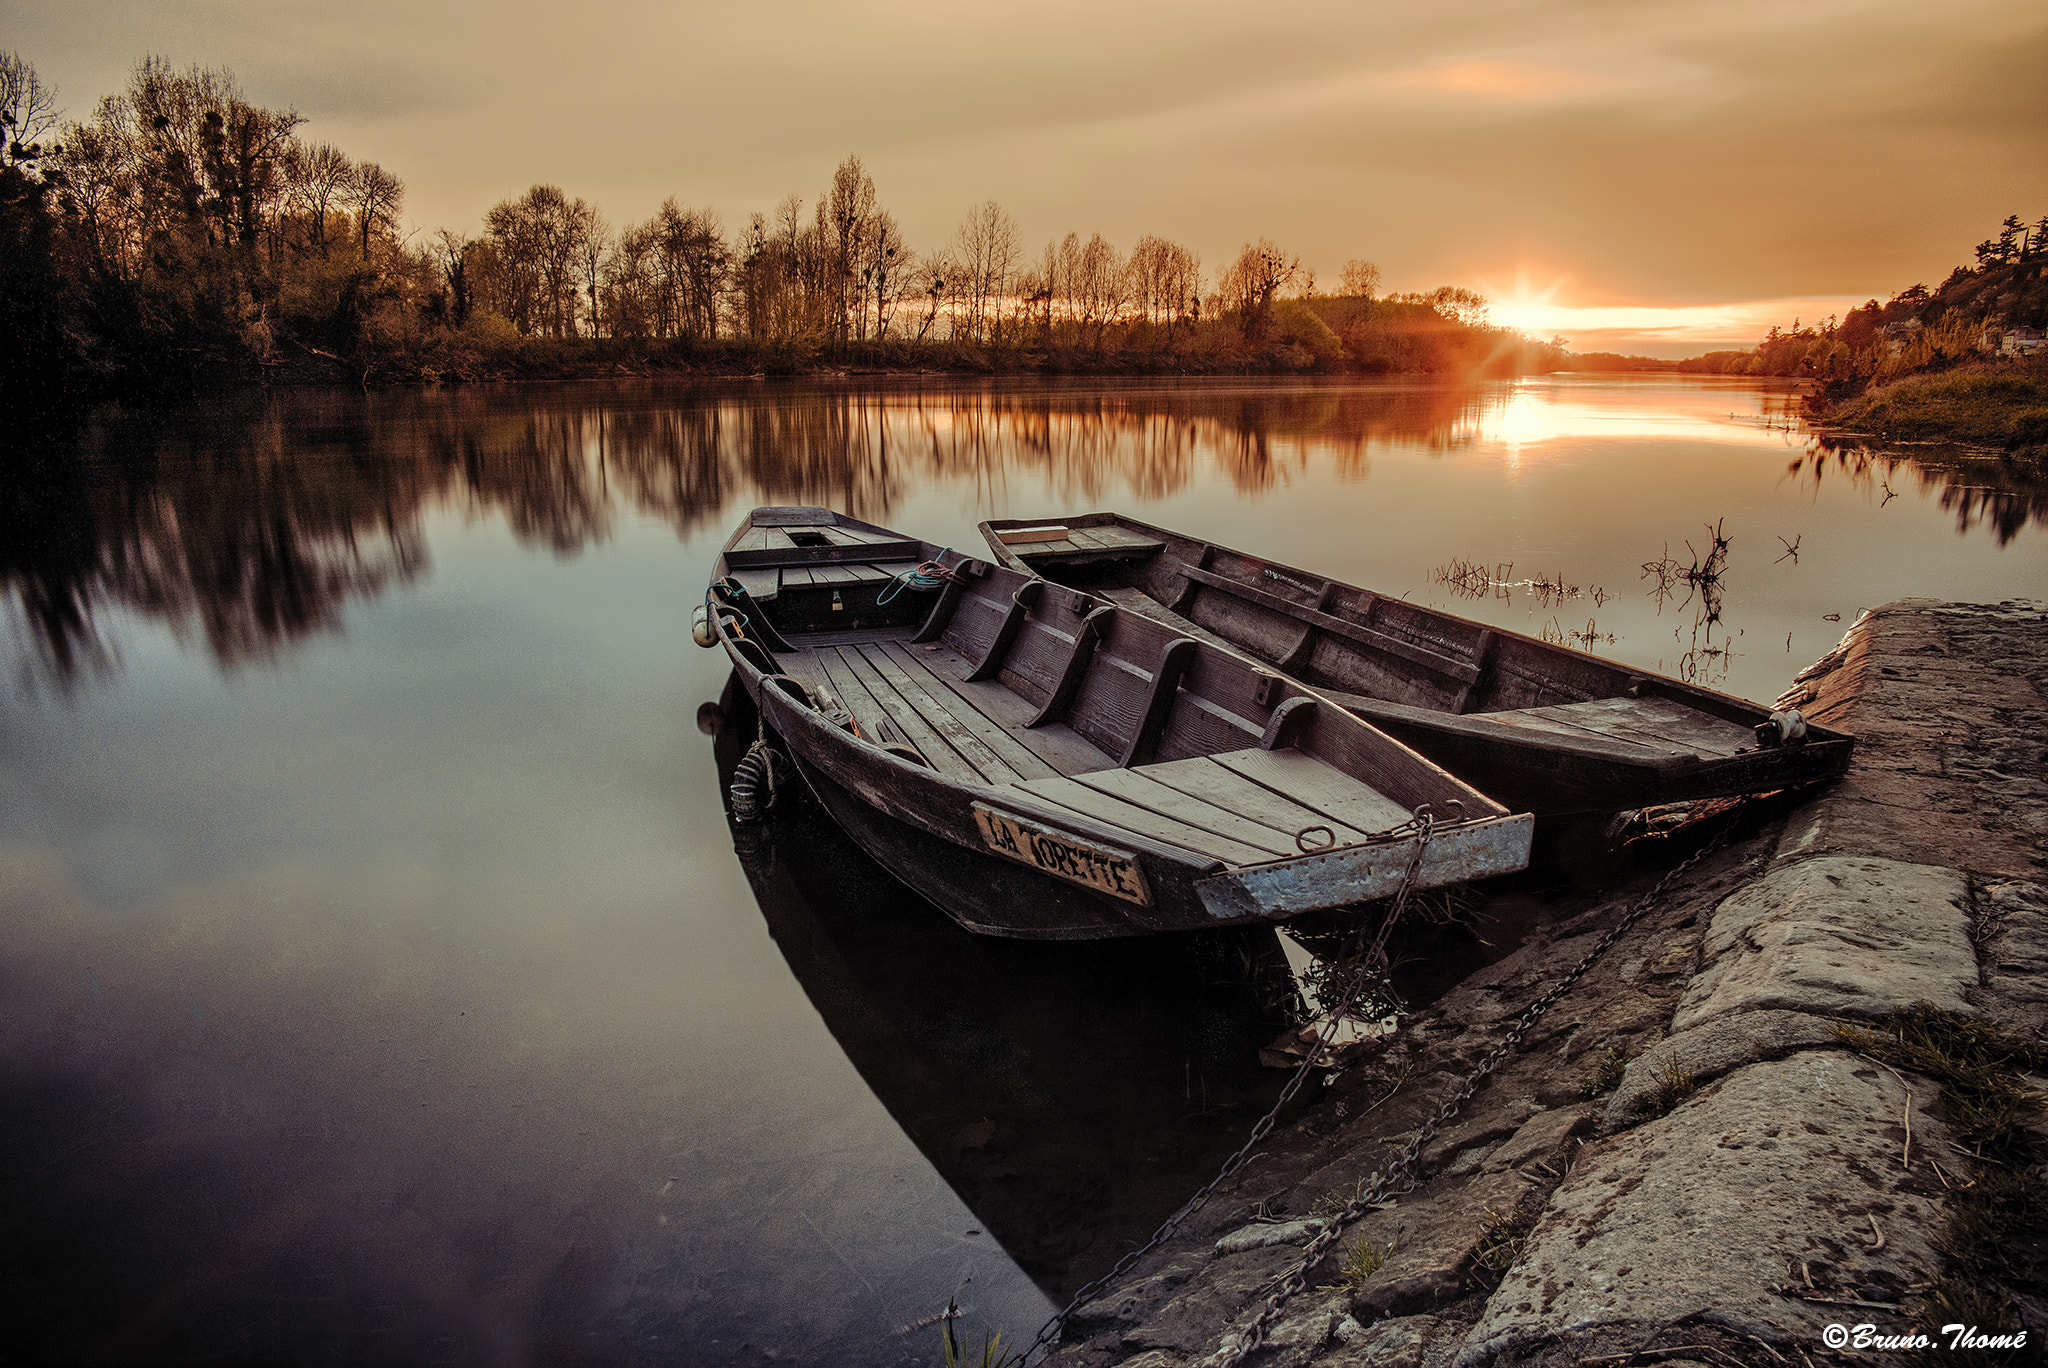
[2000,326,2045,357]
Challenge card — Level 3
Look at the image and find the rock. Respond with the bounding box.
[1604,1009,1840,1127]
[1122,1246,1295,1354]
[1416,1100,1541,1172]
[1117,1353,1184,1368]
[1193,1289,1347,1368]
[1671,857,1977,1031]
[1978,878,2048,1033]
[1311,1313,1443,1367]
[1216,1220,1323,1255]
[1348,1170,1532,1318]
[1068,1254,1204,1335]
[1456,1051,1951,1366]
[1482,1106,1594,1174]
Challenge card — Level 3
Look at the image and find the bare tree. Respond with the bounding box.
[1339,259,1381,299]
[283,140,352,250]
[1218,239,1301,339]
[348,161,403,262]
[0,50,61,166]
[861,209,908,341]
[952,199,1017,346]
[825,154,876,347]
[575,205,610,337]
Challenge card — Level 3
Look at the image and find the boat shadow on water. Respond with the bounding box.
[704,674,1567,1307]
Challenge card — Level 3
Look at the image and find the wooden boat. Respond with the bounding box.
[707,506,1534,940]
[978,513,1854,819]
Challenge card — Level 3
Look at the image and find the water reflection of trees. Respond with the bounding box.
[5,381,1497,683]
[1792,438,2048,546]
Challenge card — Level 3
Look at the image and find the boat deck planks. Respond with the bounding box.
[1211,748,1417,833]
[1066,767,1305,858]
[1130,756,1373,845]
[867,641,1063,781]
[1011,775,1277,865]
[1006,525,1167,561]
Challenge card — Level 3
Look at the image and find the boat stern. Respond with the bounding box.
[1191,811,1535,922]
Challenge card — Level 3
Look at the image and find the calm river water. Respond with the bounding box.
[2,376,2042,1365]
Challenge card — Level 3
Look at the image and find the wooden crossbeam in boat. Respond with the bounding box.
[1120,637,1200,768]
[968,580,1045,682]
[1175,564,1481,684]
[726,539,925,568]
[1027,604,1115,728]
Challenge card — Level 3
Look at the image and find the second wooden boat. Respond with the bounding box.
[707,506,1533,939]
[978,513,1854,818]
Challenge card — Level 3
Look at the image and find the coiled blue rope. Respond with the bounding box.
[877,558,965,605]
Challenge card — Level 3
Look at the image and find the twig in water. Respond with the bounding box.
[1776,534,1801,564]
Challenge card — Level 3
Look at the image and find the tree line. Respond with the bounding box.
[1,53,1562,412]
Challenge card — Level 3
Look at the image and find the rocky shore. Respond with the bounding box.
[1045,598,2047,1368]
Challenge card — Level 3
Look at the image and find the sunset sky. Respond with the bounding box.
[9,0,2045,355]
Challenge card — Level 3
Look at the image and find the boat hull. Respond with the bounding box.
[980,513,1855,819]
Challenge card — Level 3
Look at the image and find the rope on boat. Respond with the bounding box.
[876,558,969,605]
[728,741,784,823]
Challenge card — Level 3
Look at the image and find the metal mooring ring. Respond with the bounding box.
[1295,824,1337,853]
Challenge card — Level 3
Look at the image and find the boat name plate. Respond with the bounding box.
[971,804,1152,906]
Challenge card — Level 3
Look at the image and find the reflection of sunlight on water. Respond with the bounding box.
[1477,380,1781,449]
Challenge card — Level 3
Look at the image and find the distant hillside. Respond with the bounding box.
[1569,216,2048,457]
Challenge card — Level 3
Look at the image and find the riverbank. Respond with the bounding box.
[1045,598,2046,1368]
[1810,366,2048,461]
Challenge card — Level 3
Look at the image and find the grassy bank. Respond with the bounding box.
[1816,364,2048,458]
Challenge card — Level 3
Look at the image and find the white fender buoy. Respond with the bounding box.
[691,604,717,648]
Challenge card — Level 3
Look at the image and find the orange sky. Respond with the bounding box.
[10,0,2046,356]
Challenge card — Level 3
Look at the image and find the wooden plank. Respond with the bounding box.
[841,563,896,584]
[872,642,1061,780]
[810,647,907,748]
[1473,707,1646,746]
[1088,525,1168,551]
[993,524,1073,545]
[907,643,1122,775]
[828,524,903,545]
[1015,776,1276,866]
[1178,564,1480,684]
[854,643,1026,784]
[725,539,926,568]
[728,568,780,599]
[829,647,985,784]
[1547,697,1757,755]
[1071,768,1301,857]
[1133,756,1370,844]
[1211,748,1414,834]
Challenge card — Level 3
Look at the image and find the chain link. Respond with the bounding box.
[1209,820,1736,1367]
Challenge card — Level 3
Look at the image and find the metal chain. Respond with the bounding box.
[1018,807,1443,1365]
[1210,819,1738,1367]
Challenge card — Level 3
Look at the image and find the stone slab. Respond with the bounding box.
[1456,1051,1950,1366]
[1482,1106,1595,1174]
[1671,856,1977,1032]
[1604,1009,1842,1127]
